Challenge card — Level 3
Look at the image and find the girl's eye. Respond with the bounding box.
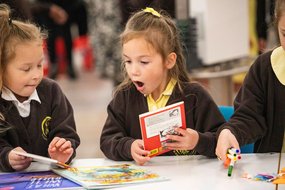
[21,67,31,72]
[123,60,131,65]
[141,61,149,64]
[37,63,43,68]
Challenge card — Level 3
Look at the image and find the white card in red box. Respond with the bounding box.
[139,101,186,157]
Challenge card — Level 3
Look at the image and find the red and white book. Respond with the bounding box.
[139,101,186,157]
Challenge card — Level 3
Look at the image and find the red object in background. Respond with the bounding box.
[43,35,94,77]
[43,40,49,76]
[42,38,67,76]
[55,37,67,74]
[73,35,94,71]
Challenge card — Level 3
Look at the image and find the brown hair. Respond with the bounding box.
[0,3,47,89]
[274,0,285,25]
[114,8,190,95]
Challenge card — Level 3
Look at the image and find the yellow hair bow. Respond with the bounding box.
[143,7,161,17]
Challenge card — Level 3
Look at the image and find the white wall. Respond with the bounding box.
[190,0,249,65]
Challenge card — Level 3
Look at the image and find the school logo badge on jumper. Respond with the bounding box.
[41,116,51,140]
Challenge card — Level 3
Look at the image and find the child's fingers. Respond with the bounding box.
[50,137,67,149]
[10,152,25,160]
[131,139,151,165]
[230,140,240,151]
[49,137,61,147]
[55,138,67,148]
[10,157,32,171]
[165,141,181,150]
[166,134,183,142]
[12,162,30,171]
[216,129,240,162]
[215,143,230,162]
[133,151,151,165]
[58,145,73,154]
[175,127,187,136]
[131,140,149,155]
[135,156,151,166]
[9,148,31,162]
[134,146,150,156]
[58,140,72,151]
[10,157,30,165]
[62,148,74,154]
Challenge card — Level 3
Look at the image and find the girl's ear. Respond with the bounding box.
[165,52,177,69]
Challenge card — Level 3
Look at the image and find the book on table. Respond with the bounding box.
[0,170,83,190]
[52,163,168,189]
[3,151,168,189]
[139,101,186,157]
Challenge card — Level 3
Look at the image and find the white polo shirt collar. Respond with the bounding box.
[1,87,41,117]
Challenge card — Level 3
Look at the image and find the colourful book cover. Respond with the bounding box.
[52,164,168,189]
[139,101,186,157]
[0,170,83,190]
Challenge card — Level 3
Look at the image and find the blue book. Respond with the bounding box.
[0,170,83,190]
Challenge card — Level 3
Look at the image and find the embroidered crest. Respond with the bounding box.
[41,116,51,140]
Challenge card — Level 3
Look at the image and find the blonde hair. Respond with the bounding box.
[114,8,190,95]
[0,112,12,133]
[0,3,47,89]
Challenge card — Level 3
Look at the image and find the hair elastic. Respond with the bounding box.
[143,7,161,17]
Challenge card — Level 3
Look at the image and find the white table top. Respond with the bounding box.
[16,153,280,190]
[114,153,279,190]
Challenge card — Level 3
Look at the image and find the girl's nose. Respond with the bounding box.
[130,64,140,76]
[33,68,43,80]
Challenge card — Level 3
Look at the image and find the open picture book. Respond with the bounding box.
[52,164,168,189]
[7,151,168,189]
[139,101,186,157]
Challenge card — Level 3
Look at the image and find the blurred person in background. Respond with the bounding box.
[86,0,176,86]
[86,0,122,84]
[0,0,32,20]
[120,0,175,26]
[256,0,277,54]
[32,0,88,80]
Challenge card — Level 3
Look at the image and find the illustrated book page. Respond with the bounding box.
[139,101,186,157]
[52,164,168,189]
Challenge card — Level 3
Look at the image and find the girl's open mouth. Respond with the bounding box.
[136,81,144,87]
[134,81,145,91]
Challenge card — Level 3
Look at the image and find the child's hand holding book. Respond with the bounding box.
[9,147,32,171]
[165,128,199,151]
[131,139,150,165]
